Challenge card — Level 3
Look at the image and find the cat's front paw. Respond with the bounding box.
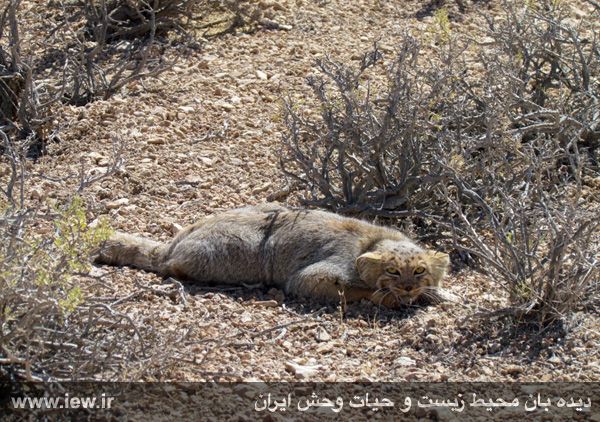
[370,290,402,309]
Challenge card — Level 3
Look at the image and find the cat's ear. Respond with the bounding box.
[427,251,450,276]
[356,252,383,277]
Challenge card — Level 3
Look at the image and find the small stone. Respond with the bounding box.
[30,188,45,200]
[88,266,108,278]
[178,106,194,113]
[315,327,331,342]
[251,182,272,195]
[255,70,268,80]
[251,300,279,308]
[548,355,561,364]
[87,151,104,164]
[171,222,183,234]
[316,343,335,354]
[502,365,523,376]
[217,101,234,111]
[184,175,203,185]
[285,361,320,379]
[106,198,129,209]
[199,156,214,166]
[396,356,416,367]
[480,366,493,376]
[147,138,166,145]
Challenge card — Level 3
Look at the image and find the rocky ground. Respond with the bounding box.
[11,0,600,383]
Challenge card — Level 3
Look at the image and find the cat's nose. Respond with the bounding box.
[405,285,413,292]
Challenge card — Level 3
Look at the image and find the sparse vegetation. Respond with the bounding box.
[281,0,599,323]
[0,0,598,396]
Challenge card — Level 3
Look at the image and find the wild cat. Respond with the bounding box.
[95,204,450,307]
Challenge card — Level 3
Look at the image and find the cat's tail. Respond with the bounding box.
[94,231,167,274]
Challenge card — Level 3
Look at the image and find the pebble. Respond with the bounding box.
[256,70,268,80]
[105,198,129,209]
[315,327,331,342]
[396,356,416,366]
[285,361,321,379]
[87,151,105,164]
[216,101,234,111]
[316,343,335,354]
[251,182,272,195]
[251,300,279,308]
[170,222,183,234]
[548,355,561,364]
[30,188,45,200]
[184,175,203,185]
[502,365,523,376]
[178,106,195,113]
[147,138,166,145]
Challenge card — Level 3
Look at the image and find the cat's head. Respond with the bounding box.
[355,241,450,304]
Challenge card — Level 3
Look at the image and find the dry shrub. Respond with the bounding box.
[0,0,173,158]
[0,0,183,380]
[1,0,276,143]
[82,0,199,39]
[281,0,599,323]
[0,129,142,381]
[81,0,281,40]
[0,127,187,382]
[0,1,50,157]
[48,1,177,106]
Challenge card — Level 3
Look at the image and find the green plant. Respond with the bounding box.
[0,128,150,380]
[432,8,451,44]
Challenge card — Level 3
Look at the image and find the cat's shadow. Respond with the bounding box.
[178,279,422,323]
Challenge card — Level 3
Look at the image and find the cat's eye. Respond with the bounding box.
[385,267,399,275]
[414,266,426,275]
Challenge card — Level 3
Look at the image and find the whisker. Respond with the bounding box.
[372,287,389,296]
[420,287,449,304]
[373,288,396,306]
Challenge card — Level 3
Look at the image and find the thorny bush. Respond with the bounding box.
[281,0,599,323]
